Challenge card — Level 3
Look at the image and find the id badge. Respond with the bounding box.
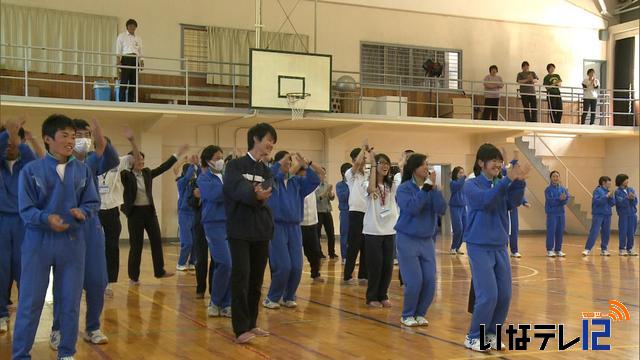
[99,184,110,194]
[380,207,391,218]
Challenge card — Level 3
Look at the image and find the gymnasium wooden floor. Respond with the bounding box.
[1,234,638,359]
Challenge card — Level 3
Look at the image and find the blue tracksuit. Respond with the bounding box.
[52,143,119,334]
[266,162,320,302]
[508,196,528,254]
[177,165,199,266]
[449,177,466,251]
[464,174,525,340]
[197,169,231,308]
[545,184,569,252]
[13,154,100,359]
[585,186,616,251]
[0,131,36,319]
[615,187,638,251]
[395,180,447,318]
[336,180,350,259]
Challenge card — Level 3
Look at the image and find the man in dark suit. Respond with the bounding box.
[121,144,188,283]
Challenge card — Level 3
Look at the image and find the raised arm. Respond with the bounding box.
[177,163,196,190]
[300,165,321,197]
[90,118,107,157]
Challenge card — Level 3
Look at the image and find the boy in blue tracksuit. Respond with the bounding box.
[545,170,569,257]
[614,174,638,256]
[395,153,446,327]
[449,166,466,255]
[176,160,200,270]
[583,176,616,256]
[336,162,352,263]
[197,145,231,317]
[0,120,37,333]
[13,114,100,360]
[263,151,320,309]
[463,143,527,352]
[50,118,119,349]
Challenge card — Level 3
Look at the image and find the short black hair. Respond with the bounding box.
[273,150,289,163]
[550,170,560,179]
[72,119,90,132]
[615,174,629,187]
[546,63,555,71]
[402,153,427,183]
[473,143,503,177]
[452,166,464,180]
[42,114,75,151]
[200,145,223,167]
[489,65,498,72]
[340,162,352,178]
[126,19,138,28]
[0,126,25,140]
[598,176,611,186]
[521,61,529,68]
[349,147,361,161]
[587,68,595,75]
[247,123,277,150]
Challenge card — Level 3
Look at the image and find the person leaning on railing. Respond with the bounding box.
[516,61,539,122]
[116,19,144,102]
[543,63,563,124]
[482,65,504,120]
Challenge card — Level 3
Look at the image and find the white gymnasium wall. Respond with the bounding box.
[6,0,607,88]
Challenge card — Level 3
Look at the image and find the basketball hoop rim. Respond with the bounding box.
[286,92,311,101]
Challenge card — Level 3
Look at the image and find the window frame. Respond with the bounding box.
[180,23,208,77]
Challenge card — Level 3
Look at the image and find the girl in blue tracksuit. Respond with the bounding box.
[395,153,446,327]
[463,143,527,352]
[614,174,638,256]
[545,170,569,257]
[13,114,100,360]
[177,161,200,269]
[584,176,616,256]
[449,166,466,255]
[197,145,231,317]
[336,163,352,262]
[263,151,320,308]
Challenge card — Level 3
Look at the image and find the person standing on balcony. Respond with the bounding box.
[116,19,144,102]
[543,64,563,124]
[516,61,539,122]
[482,65,504,120]
[581,69,600,125]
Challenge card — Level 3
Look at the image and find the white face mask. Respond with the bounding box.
[208,159,224,172]
[74,138,92,154]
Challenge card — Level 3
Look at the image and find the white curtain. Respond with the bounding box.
[206,26,309,86]
[0,4,118,77]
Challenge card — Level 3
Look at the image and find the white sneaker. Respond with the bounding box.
[464,335,488,352]
[279,300,298,308]
[207,304,220,317]
[393,258,399,265]
[104,285,114,298]
[176,264,188,271]
[415,316,429,326]
[486,333,505,350]
[510,252,522,258]
[84,329,109,344]
[220,307,232,318]
[262,298,280,309]
[600,249,611,256]
[555,251,566,257]
[582,249,591,256]
[49,330,61,350]
[341,259,346,265]
[619,250,628,256]
[188,264,196,270]
[450,249,458,255]
[59,357,75,360]
[546,251,556,258]
[400,317,418,327]
[0,317,8,333]
[628,250,639,256]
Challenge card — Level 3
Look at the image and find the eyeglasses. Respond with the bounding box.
[377,161,390,166]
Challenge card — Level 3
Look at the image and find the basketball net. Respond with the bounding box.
[286,93,310,121]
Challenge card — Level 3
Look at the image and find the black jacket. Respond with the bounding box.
[120,155,177,216]
[223,155,273,242]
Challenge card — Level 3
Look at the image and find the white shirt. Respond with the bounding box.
[133,170,150,206]
[56,163,67,181]
[116,31,143,57]
[6,159,17,175]
[100,155,132,210]
[363,176,400,236]
[582,77,600,99]
[301,191,319,226]
[346,167,370,213]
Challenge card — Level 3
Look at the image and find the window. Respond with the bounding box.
[360,42,462,89]
[181,24,208,74]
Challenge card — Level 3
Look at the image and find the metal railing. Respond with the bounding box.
[1,43,638,126]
